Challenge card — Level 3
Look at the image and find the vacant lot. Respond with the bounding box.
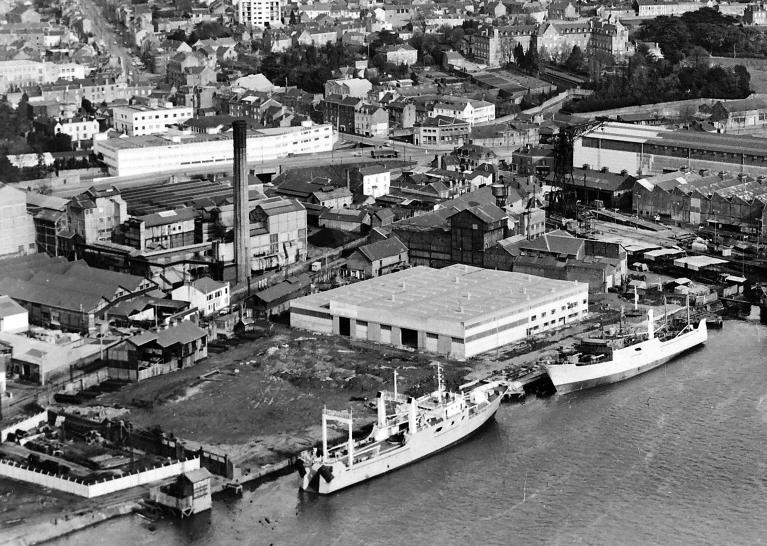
[95,325,470,472]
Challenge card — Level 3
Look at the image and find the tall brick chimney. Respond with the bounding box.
[233,120,250,285]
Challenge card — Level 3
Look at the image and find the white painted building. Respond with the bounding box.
[358,165,391,198]
[94,122,335,177]
[53,117,100,143]
[171,277,230,317]
[236,0,282,28]
[0,60,90,93]
[112,104,194,136]
[290,265,588,359]
[0,295,29,334]
[430,98,495,126]
[0,184,36,257]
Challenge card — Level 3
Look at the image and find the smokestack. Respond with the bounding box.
[233,120,250,285]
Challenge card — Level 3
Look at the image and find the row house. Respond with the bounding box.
[20,78,154,106]
[385,98,417,129]
[33,115,100,147]
[322,94,363,133]
[294,27,338,47]
[633,0,703,17]
[324,77,372,99]
[430,97,495,126]
[633,171,767,232]
[354,104,389,137]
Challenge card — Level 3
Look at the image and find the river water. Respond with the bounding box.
[55,320,767,546]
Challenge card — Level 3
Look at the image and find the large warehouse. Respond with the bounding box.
[290,265,589,359]
[573,122,767,178]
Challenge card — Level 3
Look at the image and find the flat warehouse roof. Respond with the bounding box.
[291,265,586,329]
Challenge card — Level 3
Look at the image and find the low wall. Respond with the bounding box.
[0,410,48,442]
[0,457,200,498]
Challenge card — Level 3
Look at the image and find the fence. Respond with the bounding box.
[0,457,200,498]
[0,410,48,442]
[51,410,235,478]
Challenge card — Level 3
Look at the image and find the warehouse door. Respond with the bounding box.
[339,317,350,336]
[401,328,418,349]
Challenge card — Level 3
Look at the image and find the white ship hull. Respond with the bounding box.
[545,319,707,395]
[299,384,504,494]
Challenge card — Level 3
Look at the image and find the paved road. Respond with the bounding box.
[80,0,145,84]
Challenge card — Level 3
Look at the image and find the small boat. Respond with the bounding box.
[297,365,508,494]
[705,316,723,329]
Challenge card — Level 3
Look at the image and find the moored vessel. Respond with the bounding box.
[297,365,508,494]
[544,309,707,395]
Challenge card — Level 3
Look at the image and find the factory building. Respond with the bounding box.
[573,122,767,178]
[93,122,334,177]
[290,265,588,359]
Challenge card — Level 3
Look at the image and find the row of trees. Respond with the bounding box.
[638,8,767,63]
[260,42,363,92]
[566,47,751,113]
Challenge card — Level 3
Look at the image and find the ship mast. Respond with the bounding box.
[433,362,445,402]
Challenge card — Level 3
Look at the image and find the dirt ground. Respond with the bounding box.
[92,326,471,472]
[66,292,672,474]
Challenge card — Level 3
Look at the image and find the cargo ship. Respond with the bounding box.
[296,366,508,494]
[543,309,707,395]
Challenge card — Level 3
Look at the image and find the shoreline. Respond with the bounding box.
[0,500,137,546]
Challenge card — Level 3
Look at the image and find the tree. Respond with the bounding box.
[167,29,187,42]
[289,10,297,25]
[565,45,586,74]
[511,43,523,66]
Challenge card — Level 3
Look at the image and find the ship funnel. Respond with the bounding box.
[647,308,654,339]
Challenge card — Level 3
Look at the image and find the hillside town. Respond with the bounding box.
[1,0,767,539]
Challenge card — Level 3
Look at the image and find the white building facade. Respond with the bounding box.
[237,0,282,28]
[94,122,336,177]
[0,184,36,257]
[171,278,230,317]
[112,104,194,136]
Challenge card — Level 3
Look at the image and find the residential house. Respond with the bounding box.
[354,104,389,137]
[384,44,418,65]
[356,165,391,198]
[322,94,363,132]
[324,77,372,98]
[430,97,495,126]
[171,277,230,317]
[249,273,312,317]
[319,208,370,232]
[346,235,409,278]
[108,321,208,381]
